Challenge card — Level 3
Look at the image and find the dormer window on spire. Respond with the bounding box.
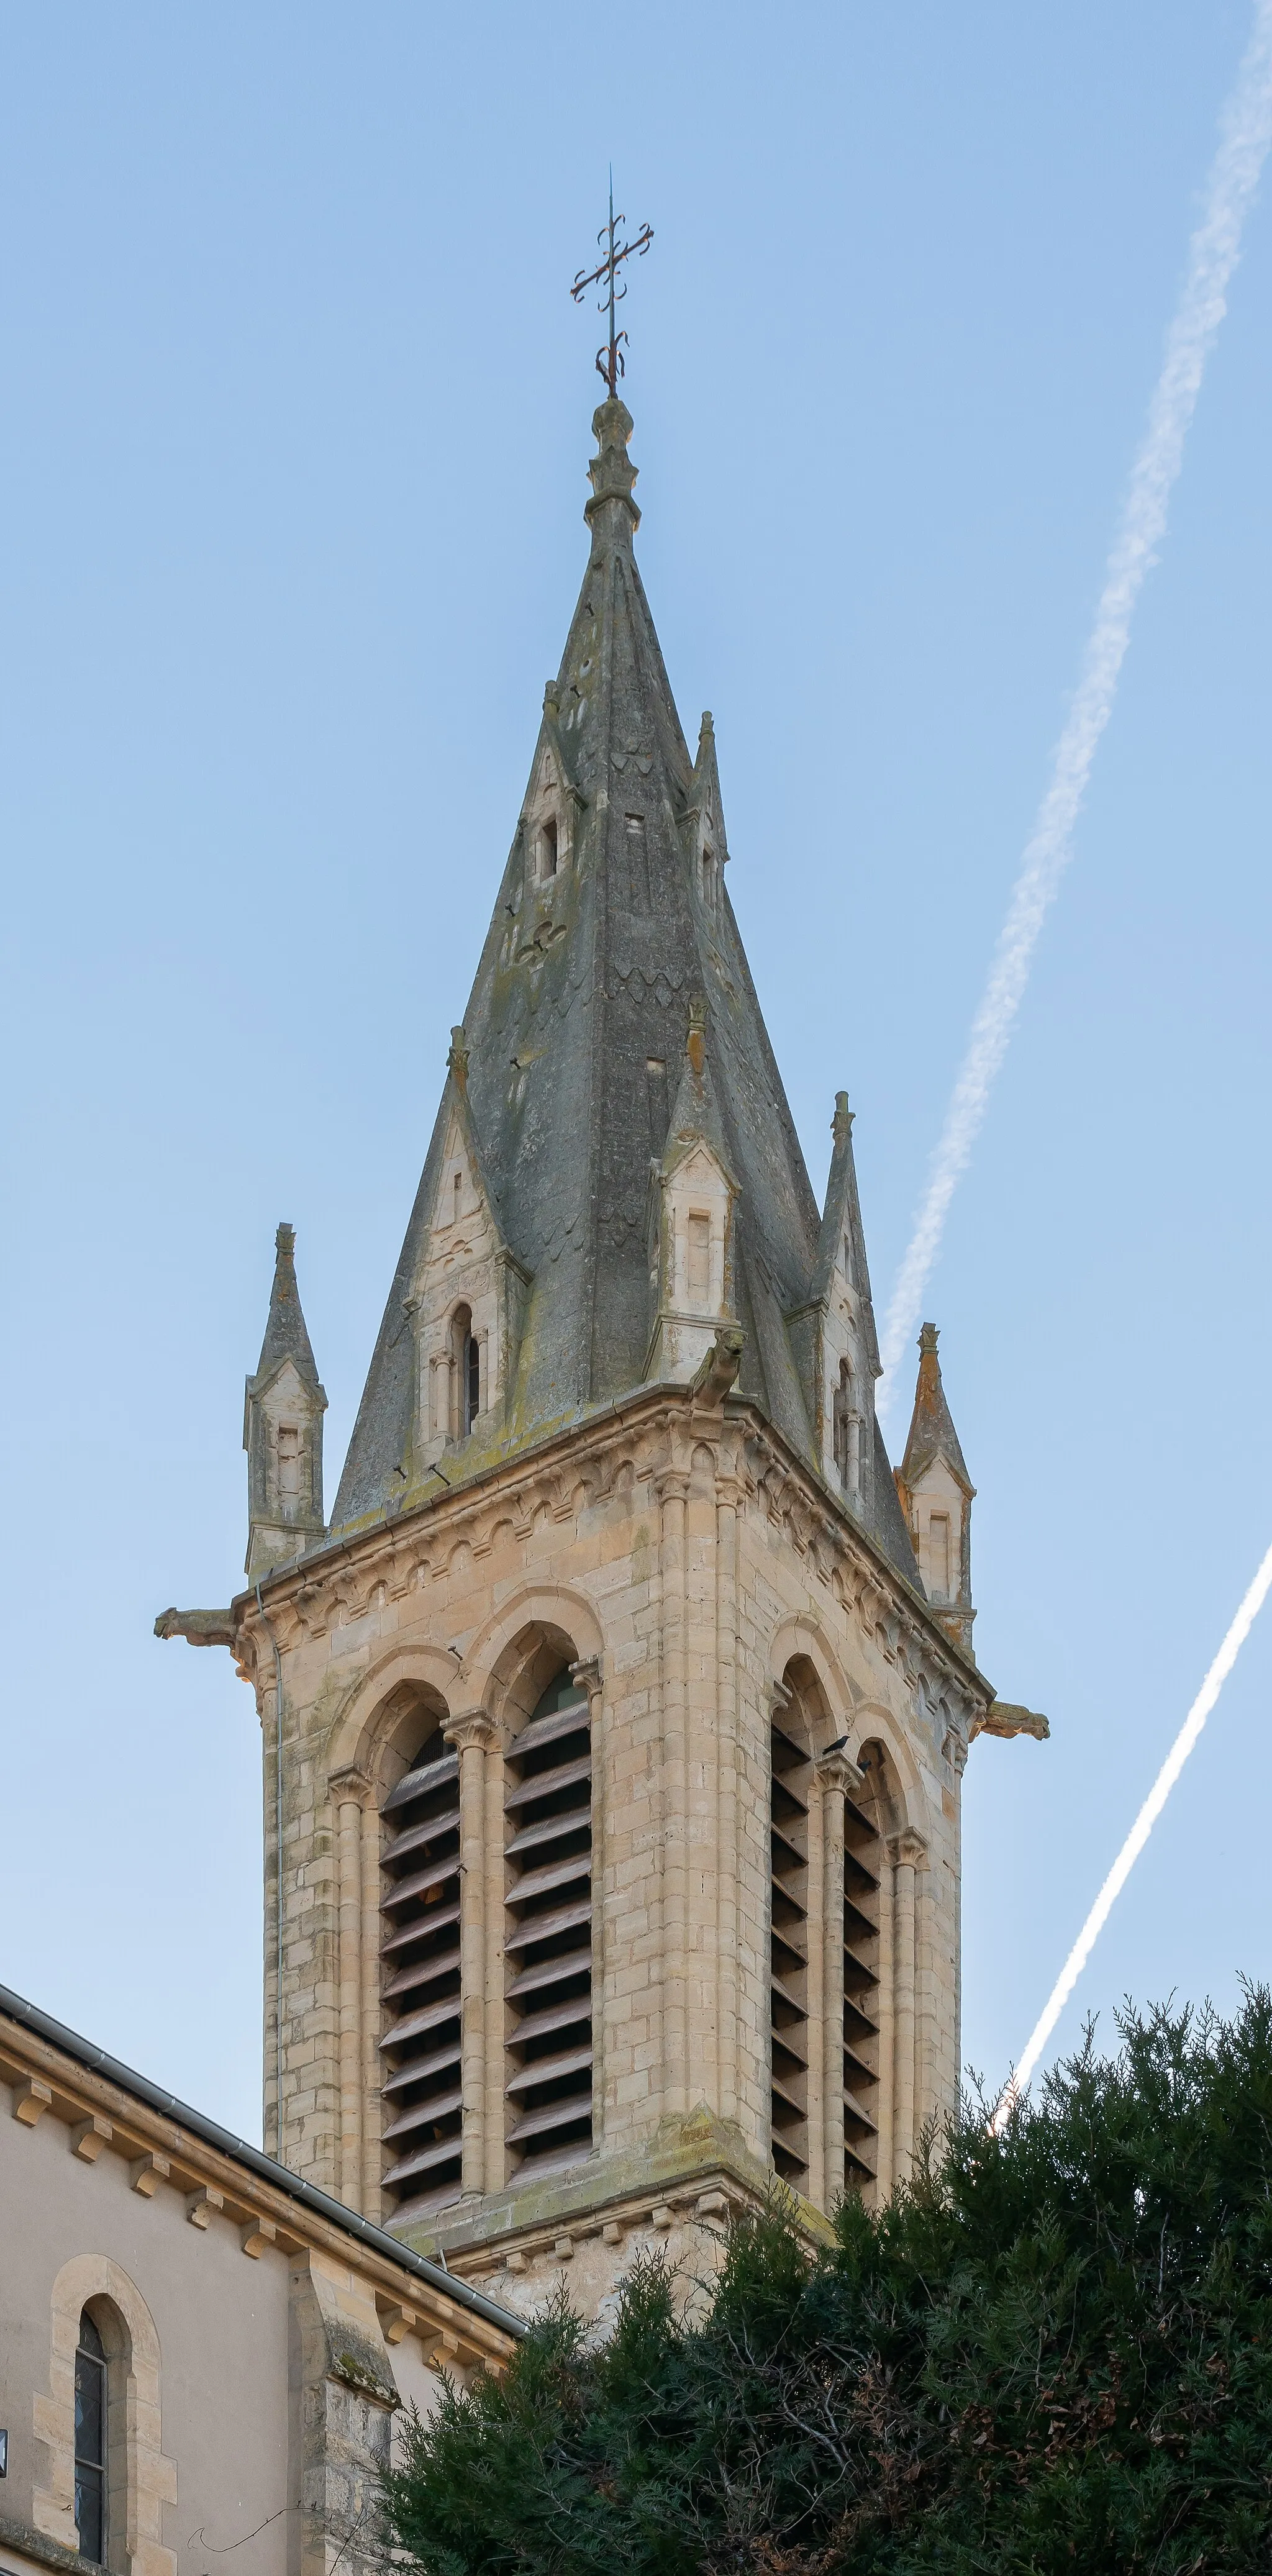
[528,753,569,889]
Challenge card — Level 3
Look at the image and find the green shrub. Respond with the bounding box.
[383,1989,1272,2573]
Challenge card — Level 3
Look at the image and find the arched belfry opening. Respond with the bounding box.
[842,1743,889,2192]
[769,1662,893,2206]
[503,1659,594,2175]
[378,1689,463,2217]
[769,1675,814,2183]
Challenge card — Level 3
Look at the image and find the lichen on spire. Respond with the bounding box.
[244,1222,327,1577]
[584,399,640,543]
[255,1220,321,1387]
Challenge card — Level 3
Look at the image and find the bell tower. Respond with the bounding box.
[159,395,1043,2322]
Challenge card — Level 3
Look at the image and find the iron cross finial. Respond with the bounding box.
[571,175,653,398]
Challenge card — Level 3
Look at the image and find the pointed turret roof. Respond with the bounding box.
[330,403,902,1558]
[899,1323,973,1499]
[811,1094,881,1375]
[250,1223,322,1395]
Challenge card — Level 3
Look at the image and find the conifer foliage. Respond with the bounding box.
[383,1993,1272,2573]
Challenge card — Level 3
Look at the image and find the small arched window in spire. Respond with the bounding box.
[539,815,559,879]
[927,1511,951,1601]
[448,1304,476,1438]
[450,1304,479,1436]
[277,1423,301,1500]
[74,2311,107,2566]
[833,1359,856,1495]
[701,845,715,907]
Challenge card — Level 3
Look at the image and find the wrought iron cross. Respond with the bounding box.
[571,177,653,397]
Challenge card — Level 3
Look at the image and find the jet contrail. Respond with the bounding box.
[990,1535,1272,2132]
[878,0,1272,1415]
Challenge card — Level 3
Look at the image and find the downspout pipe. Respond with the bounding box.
[255,1578,286,2154]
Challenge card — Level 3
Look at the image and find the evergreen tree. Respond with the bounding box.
[383,1990,1272,2572]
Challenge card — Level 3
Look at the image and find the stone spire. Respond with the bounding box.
[330,404,917,1584]
[243,1223,327,1578]
[895,1323,975,1651]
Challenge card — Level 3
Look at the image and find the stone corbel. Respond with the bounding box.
[569,1656,603,1716]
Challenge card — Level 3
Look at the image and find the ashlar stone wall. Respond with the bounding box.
[237,1382,988,2318]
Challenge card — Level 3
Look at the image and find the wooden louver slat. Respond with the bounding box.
[504,1677,593,2174]
[378,1725,463,2218]
[770,1716,811,2182]
[841,1756,883,2198]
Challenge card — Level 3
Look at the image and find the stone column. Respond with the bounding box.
[330,1766,371,2212]
[714,1467,743,2128]
[655,1464,690,2118]
[874,1829,895,2201]
[481,1717,507,2197]
[571,1656,604,2149]
[814,1749,859,2216]
[804,1761,827,2211]
[944,1723,968,2129]
[445,1708,498,2198]
[888,1829,928,2181]
[359,1795,383,2217]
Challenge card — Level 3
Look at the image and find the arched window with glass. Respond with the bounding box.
[74,2310,108,2566]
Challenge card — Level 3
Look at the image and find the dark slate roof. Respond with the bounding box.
[898,1323,974,1498]
[250,1223,322,1394]
[331,400,915,1584]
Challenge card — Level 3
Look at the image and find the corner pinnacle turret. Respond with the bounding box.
[243,1223,327,1577]
[895,1323,975,1651]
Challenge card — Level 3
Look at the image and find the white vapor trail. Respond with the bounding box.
[990,1536,1272,2133]
[878,0,1272,1414]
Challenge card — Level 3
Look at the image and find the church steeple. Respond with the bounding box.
[243,1223,327,1577]
[330,402,917,1587]
[157,342,1031,2276]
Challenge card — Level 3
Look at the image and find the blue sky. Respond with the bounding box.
[2,1,1269,2141]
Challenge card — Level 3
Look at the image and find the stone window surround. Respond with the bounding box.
[33,2256,176,2576]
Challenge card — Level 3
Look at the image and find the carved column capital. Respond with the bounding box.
[813,1747,864,1799]
[329,1764,373,1807]
[443,1708,500,1756]
[887,1828,929,1872]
